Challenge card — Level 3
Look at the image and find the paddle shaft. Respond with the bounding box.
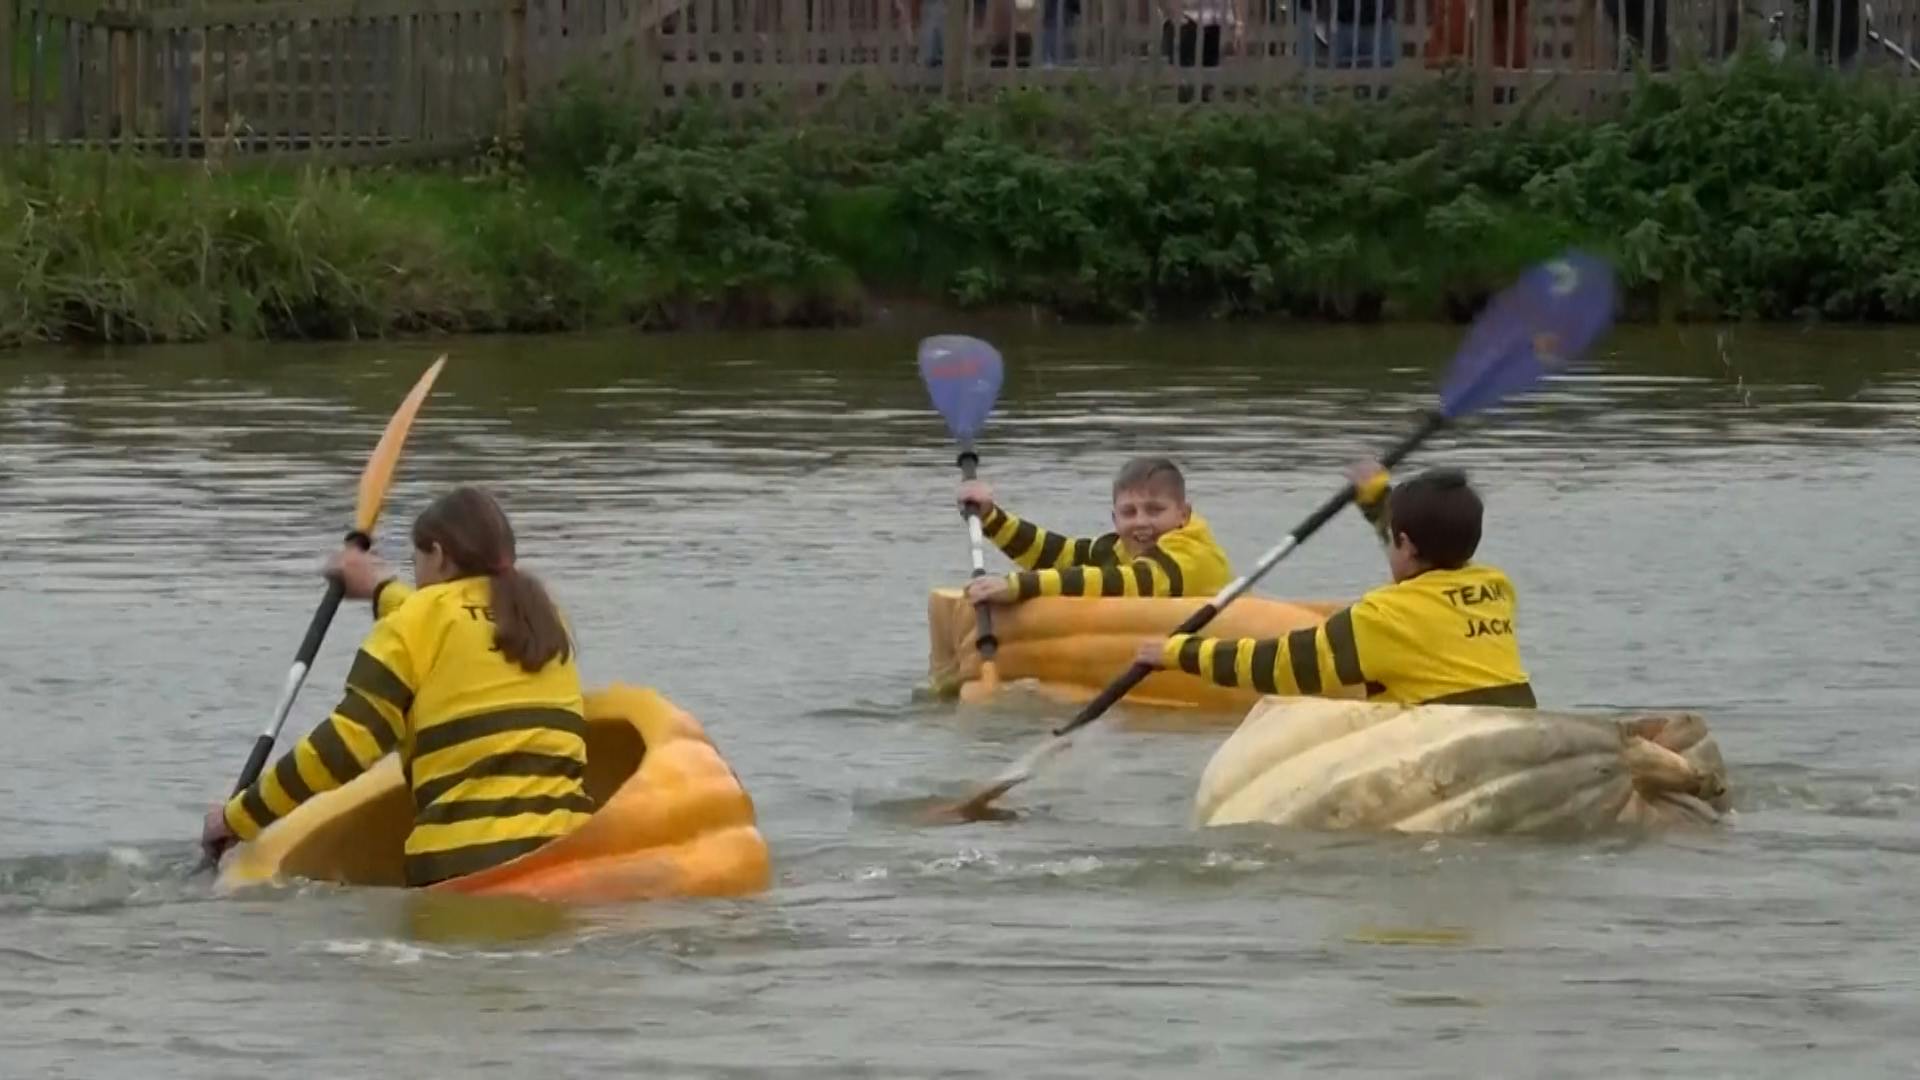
[228,528,372,797]
[956,448,1000,662]
[1050,410,1447,738]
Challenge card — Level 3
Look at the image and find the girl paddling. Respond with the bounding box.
[202,486,596,886]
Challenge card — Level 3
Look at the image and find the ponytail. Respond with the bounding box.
[412,485,575,673]
[489,565,573,673]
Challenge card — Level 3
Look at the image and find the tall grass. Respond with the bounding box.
[0,153,645,348]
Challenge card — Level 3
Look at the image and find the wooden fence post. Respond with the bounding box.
[942,0,966,98]
[504,0,525,140]
[1473,0,1493,124]
[1,0,14,162]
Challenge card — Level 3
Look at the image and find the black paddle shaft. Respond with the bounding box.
[956,449,999,660]
[228,528,373,797]
[1050,410,1448,738]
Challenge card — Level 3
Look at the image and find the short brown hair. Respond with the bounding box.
[1386,468,1482,569]
[1112,457,1186,501]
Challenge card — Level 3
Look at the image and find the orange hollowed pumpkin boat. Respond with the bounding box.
[925,587,1363,714]
[217,683,771,903]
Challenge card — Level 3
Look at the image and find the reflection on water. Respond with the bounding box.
[3,320,1920,1075]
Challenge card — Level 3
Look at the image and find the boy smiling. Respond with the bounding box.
[959,456,1233,605]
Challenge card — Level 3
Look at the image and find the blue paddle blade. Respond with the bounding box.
[1440,251,1619,420]
[918,335,1004,444]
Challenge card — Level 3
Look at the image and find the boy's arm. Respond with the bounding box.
[1005,544,1188,600]
[1160,602,1382,696]
[221,614,417,842]
[980,505,1119,571]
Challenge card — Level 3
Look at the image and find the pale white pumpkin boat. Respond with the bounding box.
[1193,696,1733,835]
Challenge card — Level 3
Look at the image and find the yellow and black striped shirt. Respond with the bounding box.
[224,577,595,886]
[1161,563,1537,708]
[979,506,1233,600]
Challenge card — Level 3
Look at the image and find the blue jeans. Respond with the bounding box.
[1298,18,1397,68]
[1039,0,1075,64]
[920,0,946,66]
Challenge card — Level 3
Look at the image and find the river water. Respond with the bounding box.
[2,320,1917,1077]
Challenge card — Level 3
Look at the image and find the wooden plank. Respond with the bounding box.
[332,15,347,149]
[168,23,187,149]
[114,23,129,148]
[314,16,328,147]
[504,0,524,138]
[480,8,498,134]
[137,19,153,149]
[490,7,504,130]
[367,15,387,140]
[1473,0,1492,122]
[198,24,213,149]
[421,10,438,141]
[324,16,340,145]
[220,21,236,147]
[84,19,101,146]
[282,17,296,151]
[34,0,123,24]
[150,26,165,152]
[445,8,460,135]
[487,6,503,125]
[444,7,459,134]
[421,9,438,139]
[258,21,273,151]
[60,17,79,141]
[48,130,482,164]
[447,9,461,133]
[145,0,513,33]
[269,17,285,151]
[0,0,12,160]
[283,17,296,152]
[332,15,347,147]
[350,16,367,141]
[410,9,426,138]
[237,20,253,150]
[411,10,427,140]
[394,12,415,139]
[471,6,485,132]
[247,18,262,150]
[452,8,467,136]
[27,8,53,146]
[303,16,320,157]
[234,21,254,151]
[371,13,389,139]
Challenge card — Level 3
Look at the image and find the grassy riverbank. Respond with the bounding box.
[4,52,1919,349]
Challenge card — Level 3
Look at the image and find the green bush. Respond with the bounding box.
[567,52,1920,323]
[5,50,1918,348]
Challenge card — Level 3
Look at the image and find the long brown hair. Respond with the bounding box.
[411,486,574,672]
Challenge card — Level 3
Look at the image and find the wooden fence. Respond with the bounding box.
[3,0,1917,161]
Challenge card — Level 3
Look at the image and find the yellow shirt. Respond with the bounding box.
[224,577,595,886]
[1163,563,1536,708]
[980,506,1233,599]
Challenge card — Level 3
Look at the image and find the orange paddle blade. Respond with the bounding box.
[353,355,447,536]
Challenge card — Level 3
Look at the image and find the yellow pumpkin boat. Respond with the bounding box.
[217,684,771,903]
[926,587,1361,711]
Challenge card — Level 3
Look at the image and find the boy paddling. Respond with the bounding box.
[1136,461,1536,708]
